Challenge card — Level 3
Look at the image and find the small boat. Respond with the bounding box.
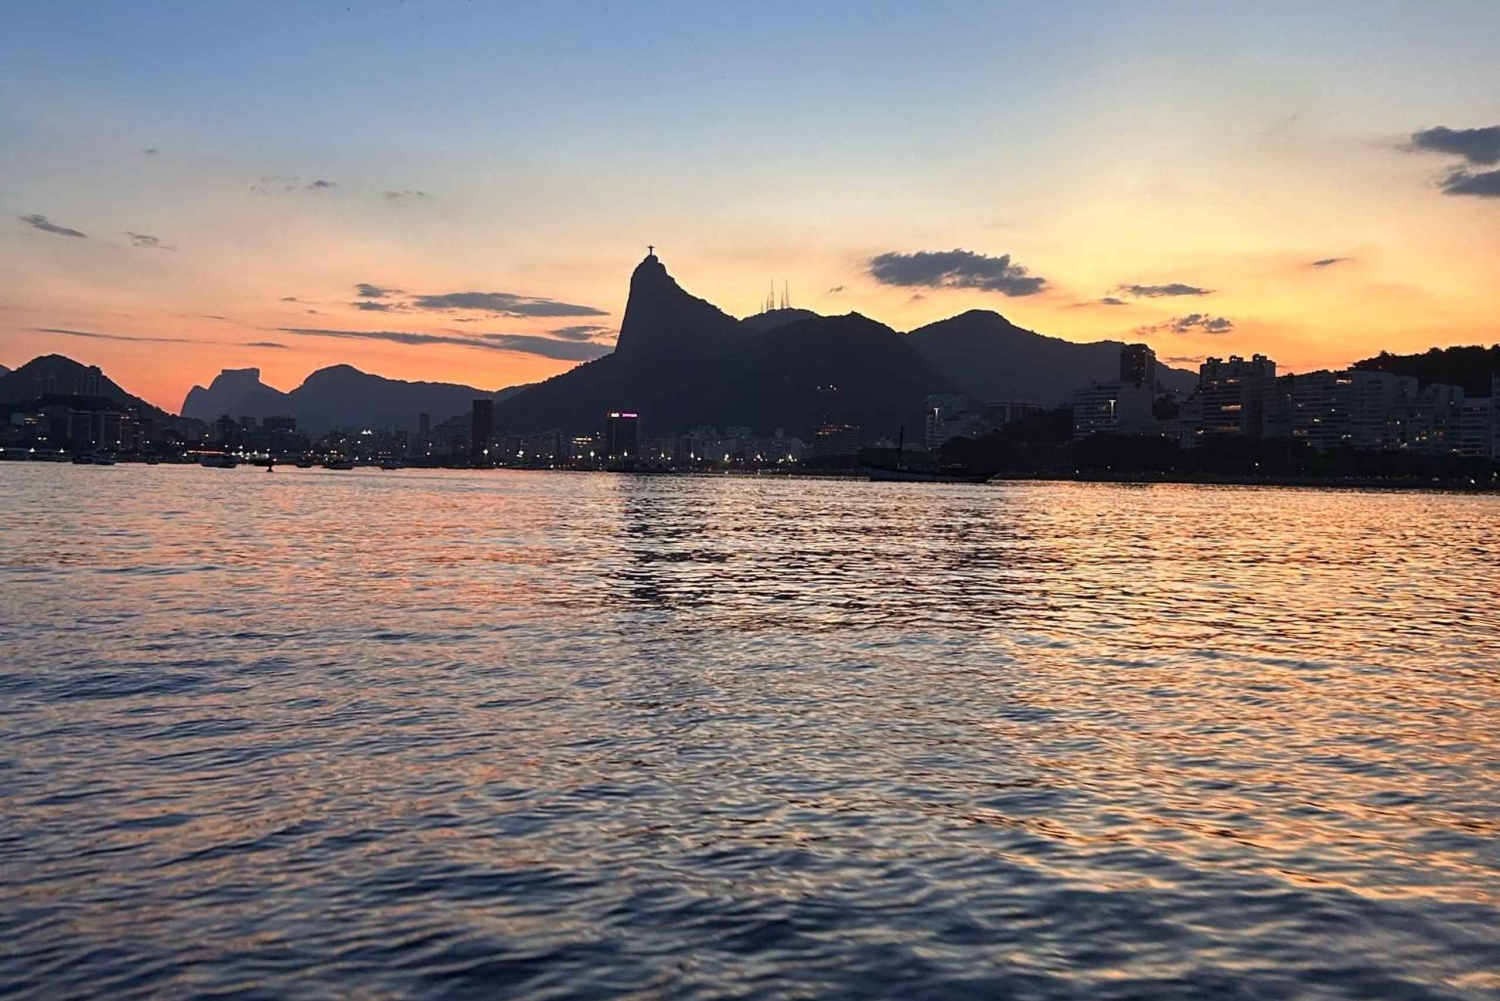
[324,460,355,470]
[92,456,117,466]
[866,465,989,484]
[71,454,94,465]
[379,461,404,471]
[295,459,315,469]
[200,454,238,468]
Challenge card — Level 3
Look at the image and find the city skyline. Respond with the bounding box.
[5,2,1500,413]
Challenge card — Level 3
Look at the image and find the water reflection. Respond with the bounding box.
[1,465,1497,999]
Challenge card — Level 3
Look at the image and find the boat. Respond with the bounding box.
[71,454,94,465]
[200,454,238,468]
[295,459,315,469]
[92,456,117,466]
[379,461,404,471]
[866,465,990,484]
[324,460,355,470]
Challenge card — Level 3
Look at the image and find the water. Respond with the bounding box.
[2,465,1498,1000]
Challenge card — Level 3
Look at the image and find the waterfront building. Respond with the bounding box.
[1119,343,1158,389]
[811,423,860,457]
[1196,355,1277,440]
[606,411,640,459]
[470,399,495,462]
[1457,397,1494,459]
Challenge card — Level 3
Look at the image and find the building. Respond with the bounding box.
[605,411,640,459]
[1197,354,1277,440]
[811,423,860,457]
[469,399,495,462]
[1120,343,1157,388]
[1455,396,1493,459]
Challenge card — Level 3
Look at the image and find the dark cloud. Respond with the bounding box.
[1410,126,1500,166]
[246,341,288,349]
[410,291,609,317]
[1155,314,1235,335]
[827,285,845,294]
[307,179,338,190]
[1439,168,1500,198]
[550,324,616,342]
[1099,296,1128,306]
[125,231,174,251]
[20,214,87,238]
[868,249,1046,296]
[356,283,397,298]
[1163,355,1206,364]
[280,327,613,361]
[280,296,300,302]
[1311,257,1350,268]
[142,148,159,155]
[1115,283,1213,298]
[352,301,394,311]
[381,189,427,200]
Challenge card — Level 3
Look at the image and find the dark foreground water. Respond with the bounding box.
[2,465,1498,1000]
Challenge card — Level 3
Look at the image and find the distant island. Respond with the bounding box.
[1,251,1496,488]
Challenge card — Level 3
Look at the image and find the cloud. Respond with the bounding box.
[142,148,159,155]
[280,327,613,361]
[381,189,427,200]
[125,231,174,251]
[356,283,397,298]
[827,285,845,294]
[20,214,87,238]
[1439,168,1500,198]
[307,179,338,190]
[1311,257,1350,268]
[1115,283,1213,298]
[868,249,1047,296]
[1145,313,1235,335]
[549,324,616,342]
[410,291,609,317]
[36,327,285,349]
[1163,355,1206,365]
[1410,125,1500,166]
[1073,296,1129,308]
[352,301,394,311]
[280,296,300,302]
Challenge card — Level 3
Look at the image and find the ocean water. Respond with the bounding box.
[2,464,1497,1000]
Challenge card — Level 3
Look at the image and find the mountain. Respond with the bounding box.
[182,365,530,432]
[0,364,9,378]
[0,355,168,417]
[1353,345,1500,398]
[905,310,1198,405]
[489,252,959,438]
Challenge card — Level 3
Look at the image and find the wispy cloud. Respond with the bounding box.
[1115,283,1213,298]
[20,214,87,238]
[356,283,397,298]
[1310,257,1350,268]
[125,231,174,251]
[868,249,1046,296]
[36,327,286,349]
[410,291,609,317]
[1410,125,1500,166]
[280,296,300,302]
[279,327,613,361]
[307,179,338,191]
[1141,314,1235,335]
[827,285,845,294]
[381,189,427,200]
[549,324,617,342]
[1073,296,1129,308]
[352,301,394,311]
[142,148,159,155]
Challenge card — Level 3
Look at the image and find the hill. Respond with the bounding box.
[905,310,1198,405]
[1353,345,1500,397]
[0,355,169,418]
[182,365,531,433]
[489,252,959,438]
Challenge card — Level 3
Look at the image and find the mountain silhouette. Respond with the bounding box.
[906,310,1197,404]
[0,355,167,416]
[182,364,530,432]
[0,364,10,378]
[490,253,959,437]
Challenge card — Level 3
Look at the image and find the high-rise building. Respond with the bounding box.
[1197,355,1277,439]
[1119,343,1157,389]
[418,412,430,436]
[811,423,860,457]
[470,399,495,462]
[1457,397,1493,458]
[605,411,640,459]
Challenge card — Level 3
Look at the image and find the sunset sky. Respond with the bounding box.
[4,0,1498,412]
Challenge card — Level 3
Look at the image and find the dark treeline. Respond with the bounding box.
[1353,344,1500,397]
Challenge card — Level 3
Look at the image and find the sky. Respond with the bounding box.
[3,0,1498,412]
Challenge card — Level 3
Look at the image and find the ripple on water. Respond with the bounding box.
[0,467,1497,1000]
